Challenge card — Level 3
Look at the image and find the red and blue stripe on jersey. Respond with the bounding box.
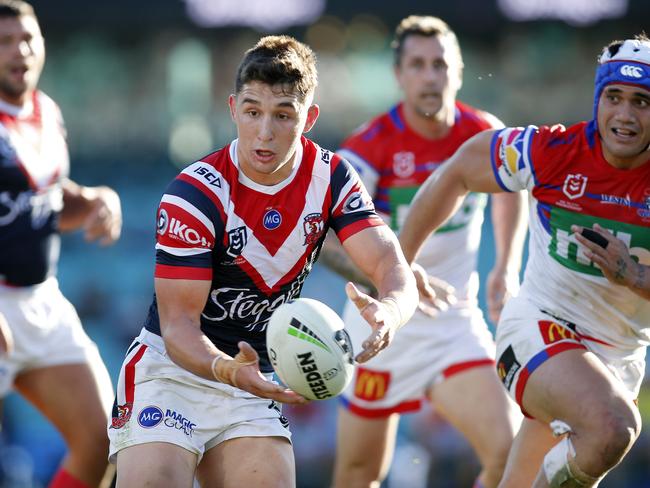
[491,121,650,229]
[145,136,384,372]
[339,101,499,215]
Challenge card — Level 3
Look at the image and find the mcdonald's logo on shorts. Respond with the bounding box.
[354,367,391,401]
[538,320,579,345]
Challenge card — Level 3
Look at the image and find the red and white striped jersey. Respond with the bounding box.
[144,136,384,372]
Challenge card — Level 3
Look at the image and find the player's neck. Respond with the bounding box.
[601,139,650,170]
[0,89,31,109]
[401,102,453,140]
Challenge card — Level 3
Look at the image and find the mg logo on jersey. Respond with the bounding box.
[226,226,247,257]
[138,406,163,428]
[354,368,390,401]
[303,212,324,245]
[619,65,643,79]
[538,320,579,345]
[393,151,415,178]
[562,174,588,200]
[263,209,282,230]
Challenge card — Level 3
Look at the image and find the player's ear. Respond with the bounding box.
[303,104,320,134]
[228,94,237,121]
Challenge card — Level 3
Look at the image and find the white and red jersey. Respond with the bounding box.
[144,136,384,372]
[491,121,650,349]
[338,101,502,302]
[0,91,69,286]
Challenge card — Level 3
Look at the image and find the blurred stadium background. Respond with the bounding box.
[2,0,649,486]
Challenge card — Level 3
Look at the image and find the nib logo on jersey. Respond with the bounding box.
[137,405,196,437]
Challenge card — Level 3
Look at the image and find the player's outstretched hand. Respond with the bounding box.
[346,282,400,363]
[572,223,641,289]
[83,186,122,245]
[411,263,456,318]
[224,342,308,405]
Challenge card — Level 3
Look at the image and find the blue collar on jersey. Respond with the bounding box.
[593,60,650,121]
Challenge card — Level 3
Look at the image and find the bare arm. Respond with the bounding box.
[573,224,650,300]
[60,178,122,245]
[400,130,504,263]
[156,277,306,404]
[319,231,373,289]
[339,225,418,362]
[486,191,528,322]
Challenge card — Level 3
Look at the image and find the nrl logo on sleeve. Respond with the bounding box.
[226,226,248,257]
[303,212,324,245]
[562,174,588,200]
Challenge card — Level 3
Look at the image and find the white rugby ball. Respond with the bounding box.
[266,298,354,401]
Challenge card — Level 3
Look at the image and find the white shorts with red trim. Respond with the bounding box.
[0,278,103,396]
[107,329,291,464]
[495,295,646,418]
[340,300,495,418]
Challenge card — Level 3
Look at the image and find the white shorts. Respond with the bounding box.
[495,295,646,417]
[0,278,102,396]
[108,329,291,464]
[340,300,495,417]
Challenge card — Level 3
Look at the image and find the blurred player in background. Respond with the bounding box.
[0,1,122,487]
[324,15,526,488]
[400,35,650,487]
[108,35,417,487]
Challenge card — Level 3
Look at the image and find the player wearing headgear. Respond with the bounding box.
[323,15,527,488]
[108,35,417,487]
[400,35,650,487]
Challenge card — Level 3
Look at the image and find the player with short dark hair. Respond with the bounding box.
[400,34,650,487]
[0,1,122,486]
[324,15,527,488]
[108,35,417,487]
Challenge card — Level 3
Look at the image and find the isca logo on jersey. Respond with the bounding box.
[619,65,643,79]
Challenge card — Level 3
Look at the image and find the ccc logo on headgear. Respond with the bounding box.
[619,65,643,79]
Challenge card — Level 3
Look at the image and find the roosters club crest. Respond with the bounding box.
[303,213,324,245]
[562,174,588,200]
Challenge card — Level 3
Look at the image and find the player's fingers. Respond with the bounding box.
[345,282,373,313]
[592,223,616,241]
[356,326,388,362]
[574,232,606,257]
[417,301,441,318]
[236,341,260,363]
[249,376,308,404]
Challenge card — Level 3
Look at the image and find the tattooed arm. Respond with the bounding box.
[573,223,650,300]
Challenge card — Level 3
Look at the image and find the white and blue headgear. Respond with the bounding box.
[593,38,650,121]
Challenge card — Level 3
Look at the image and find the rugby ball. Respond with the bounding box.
[266,298,354,401]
